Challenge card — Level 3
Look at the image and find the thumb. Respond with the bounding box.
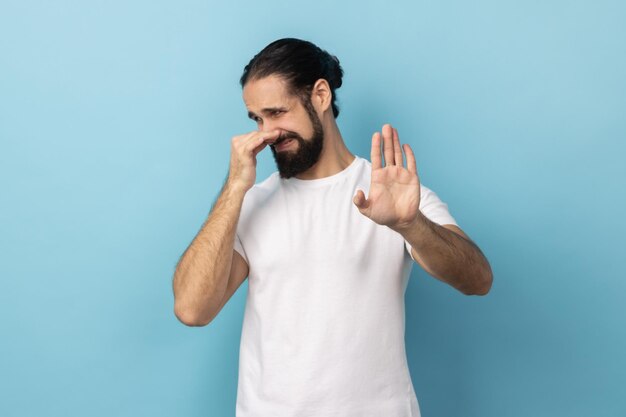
[353,189,371,213]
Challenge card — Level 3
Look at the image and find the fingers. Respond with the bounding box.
[371,132,382,169]
[382,124,395,166]
[392,127,404,167]
[372,124,417,173]
[258,129,281,144]
[229,129,281,162]
[376,124,402,167]
[353,189,371,212]
[249,129,280,155]
[237,129,280,147]
[252,139,268,157]
[404,143,417,175]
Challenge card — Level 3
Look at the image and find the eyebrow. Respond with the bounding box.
[247,106,288,120]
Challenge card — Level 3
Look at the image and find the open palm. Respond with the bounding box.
[353,124,421,231]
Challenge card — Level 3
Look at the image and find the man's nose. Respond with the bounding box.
[261,120,281,135]
[260,120,273,131]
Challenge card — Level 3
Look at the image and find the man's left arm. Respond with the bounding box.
[353,123,493,296]
[396,214,493,295]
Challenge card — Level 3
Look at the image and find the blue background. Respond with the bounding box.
[1,1,625,416]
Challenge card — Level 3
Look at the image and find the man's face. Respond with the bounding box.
[243,75,324,179]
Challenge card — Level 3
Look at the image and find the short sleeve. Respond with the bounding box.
[233,232,249,265]
[405,184,459,261]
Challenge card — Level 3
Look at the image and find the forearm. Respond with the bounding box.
[395,213,493,295]
[173,181,246,323]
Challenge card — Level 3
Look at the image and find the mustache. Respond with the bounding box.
[272,131,302,146]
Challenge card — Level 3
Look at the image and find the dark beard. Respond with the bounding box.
[270,99,324,179]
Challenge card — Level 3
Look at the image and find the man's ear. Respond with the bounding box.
[311,79,332,114]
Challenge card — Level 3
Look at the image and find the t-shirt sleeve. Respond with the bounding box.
[233,231,249,265]
[405,184,459,262]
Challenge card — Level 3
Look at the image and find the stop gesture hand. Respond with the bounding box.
[353,124,422,232]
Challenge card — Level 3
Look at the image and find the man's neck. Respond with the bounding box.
[294,120,355,180]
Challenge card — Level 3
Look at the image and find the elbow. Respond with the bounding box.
[466,274,493,295]
[174,303,214,327]
[469,282,491,296]
[461,271,493,296]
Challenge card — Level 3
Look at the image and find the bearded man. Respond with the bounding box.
[173,38,493,417]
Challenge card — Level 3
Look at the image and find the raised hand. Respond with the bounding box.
[353,124,422,232]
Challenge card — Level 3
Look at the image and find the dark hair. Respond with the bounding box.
[240,38,344,118]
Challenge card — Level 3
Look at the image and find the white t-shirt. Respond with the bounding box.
[233,155,458,417]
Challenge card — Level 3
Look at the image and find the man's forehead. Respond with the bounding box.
[243,75,294,109]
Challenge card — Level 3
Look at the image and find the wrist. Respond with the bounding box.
[391,211,428,235]
[223,179,249,199]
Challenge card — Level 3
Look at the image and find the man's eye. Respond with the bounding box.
[271,110,283,117]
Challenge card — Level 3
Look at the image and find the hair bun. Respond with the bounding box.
[322,53,343,90]
[329,55,343,89]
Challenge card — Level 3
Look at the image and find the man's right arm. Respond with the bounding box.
[172,129,280,327]
[172,182,247,327]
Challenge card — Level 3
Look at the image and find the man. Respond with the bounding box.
[173,38,492,417]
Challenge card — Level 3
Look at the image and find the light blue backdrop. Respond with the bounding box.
[1,1,624,416]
